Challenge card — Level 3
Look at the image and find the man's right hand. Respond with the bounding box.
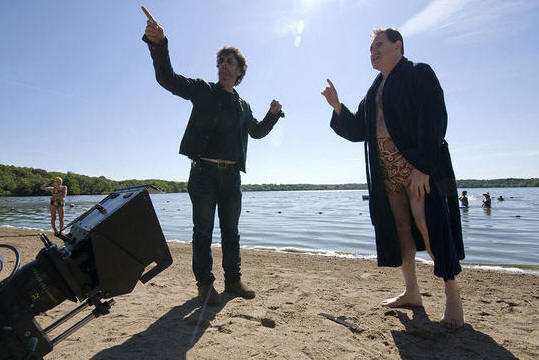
[321,79,342,115]
[142,6,164,44]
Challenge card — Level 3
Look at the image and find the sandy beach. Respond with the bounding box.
[1,226,537,359]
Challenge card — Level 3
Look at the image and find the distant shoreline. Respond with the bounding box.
[1,163,538,196]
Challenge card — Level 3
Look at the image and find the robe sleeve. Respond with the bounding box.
[329,100,368,142]
[402,64,447,175]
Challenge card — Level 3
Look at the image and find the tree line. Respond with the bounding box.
[0,164,187,196]
[0,164,537,196]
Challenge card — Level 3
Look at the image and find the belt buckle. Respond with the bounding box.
[217,161,226,168]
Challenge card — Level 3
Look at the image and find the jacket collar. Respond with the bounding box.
[216,81,238,97]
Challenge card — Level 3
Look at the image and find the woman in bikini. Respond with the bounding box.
[41,177,68,234]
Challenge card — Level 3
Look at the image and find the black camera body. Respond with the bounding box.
[0,185,172,360]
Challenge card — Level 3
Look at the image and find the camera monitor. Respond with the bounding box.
[0,185,173,360]
[68,185,172,298]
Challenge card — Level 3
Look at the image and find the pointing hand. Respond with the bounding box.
[321,79,342,115]
[141,6,165,44]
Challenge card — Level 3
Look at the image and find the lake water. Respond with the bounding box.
[1,188,538,270]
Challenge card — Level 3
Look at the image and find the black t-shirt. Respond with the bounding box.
[203,89,242,161]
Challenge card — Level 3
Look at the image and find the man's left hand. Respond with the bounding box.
[269,99,282,115]
[408,167,430,199]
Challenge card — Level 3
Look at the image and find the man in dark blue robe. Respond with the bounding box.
[322,28,465,329]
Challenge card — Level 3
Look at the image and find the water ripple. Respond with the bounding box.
[1,188,538,267]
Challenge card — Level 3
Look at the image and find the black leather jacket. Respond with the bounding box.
[143,36,280,172]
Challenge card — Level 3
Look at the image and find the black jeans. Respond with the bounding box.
[188,162,242,286]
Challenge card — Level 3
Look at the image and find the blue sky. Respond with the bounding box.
[1,0,538,184]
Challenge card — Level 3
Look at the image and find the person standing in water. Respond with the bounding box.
[482,192,491,208]
[459,191,469,208]
[41,177,68,234]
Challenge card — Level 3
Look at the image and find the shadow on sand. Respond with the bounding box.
[391,307,518,359]
[90,294,233,360]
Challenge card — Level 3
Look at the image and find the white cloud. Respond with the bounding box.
[298,0,369,10]
[292,20,305,47]
[400,0,471,37]
[287,19,305,36]
[400,0,538,41]
[296,20,305,35]
[276,0,369,46]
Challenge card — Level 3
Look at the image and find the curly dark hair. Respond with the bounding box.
[216,46,248,86]
[371,28,404,55]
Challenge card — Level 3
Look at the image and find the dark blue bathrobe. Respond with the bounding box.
[330,56,464,281]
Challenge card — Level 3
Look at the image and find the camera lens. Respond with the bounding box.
[3,249,71,316]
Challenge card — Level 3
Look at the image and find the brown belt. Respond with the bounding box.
[196,157,237,169]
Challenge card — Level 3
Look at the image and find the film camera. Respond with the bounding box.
[0,185,172,360]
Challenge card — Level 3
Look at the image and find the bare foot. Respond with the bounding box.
[441,296,464,330]
[441,280,464,329]
[381,291,423,308]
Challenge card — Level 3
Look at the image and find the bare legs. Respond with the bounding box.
[49,205,64,234]
[380,190,422,307]
[49,204,58,234]
[381,188,464,329]
[58,206,65,233]
[441,279,464,330]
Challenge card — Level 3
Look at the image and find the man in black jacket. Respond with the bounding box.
[142,6,282,306]
[322,28,464,329]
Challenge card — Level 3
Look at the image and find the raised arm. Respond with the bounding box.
[142,6,164,44]
[40,181,53,192]
[61,185,68,198]
[141,6,204,100]
[323,79,367,142]
[321,79,342,115]
[245,100,282,139]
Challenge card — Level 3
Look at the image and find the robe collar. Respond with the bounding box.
[365,56,410,106]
